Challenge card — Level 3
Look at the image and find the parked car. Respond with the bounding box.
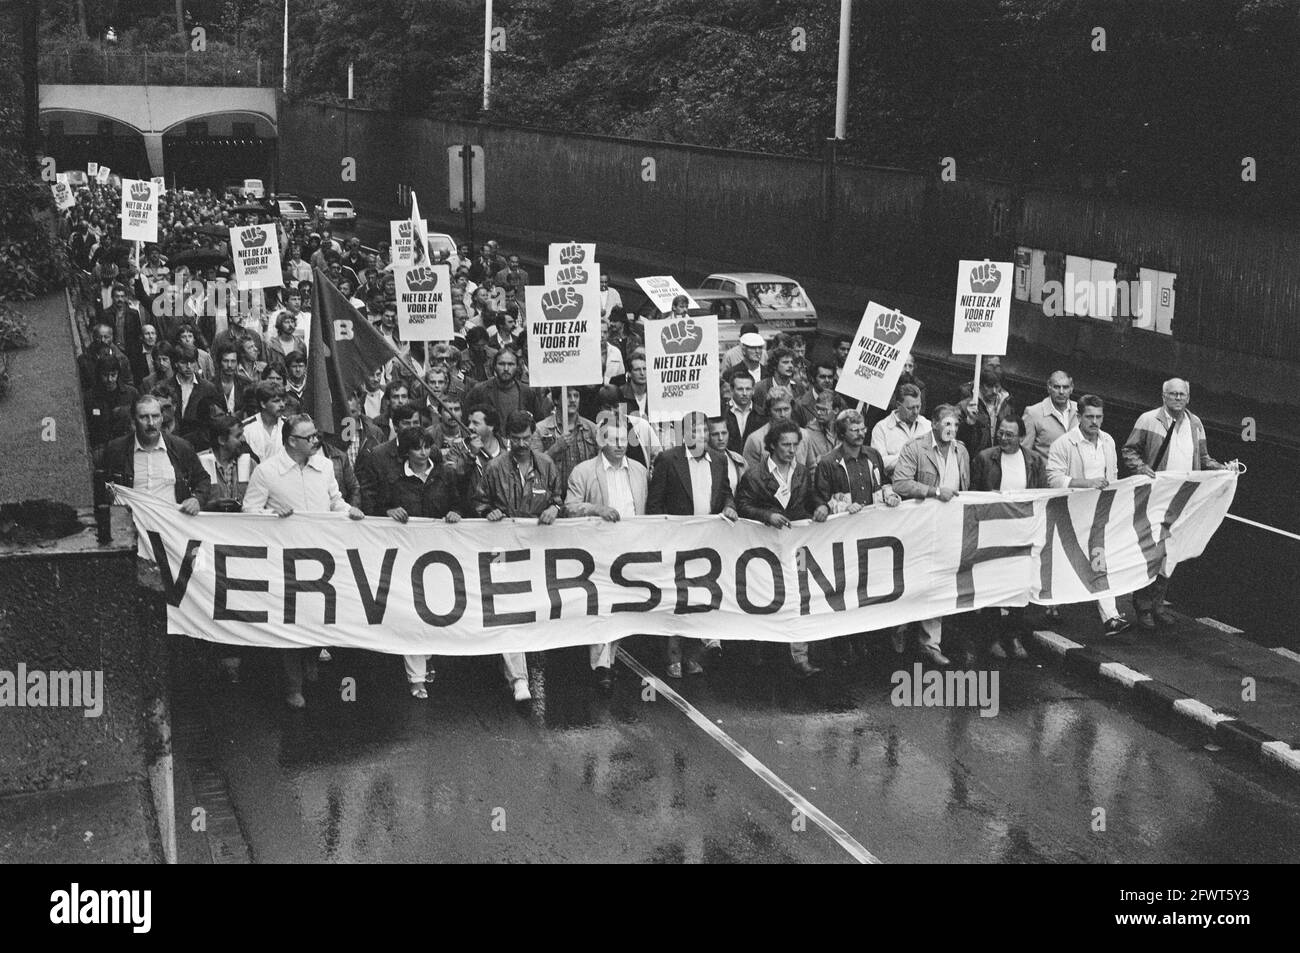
[315,198,357,227]
[426,232,461,272]
[274,196,311,223]
[223,178,266,200]
[699,272,818,337]
[632,288,765,353]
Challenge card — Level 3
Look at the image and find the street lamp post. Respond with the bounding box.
[482,0,493,111]
[282,0,289,94]
[823,0,853,261]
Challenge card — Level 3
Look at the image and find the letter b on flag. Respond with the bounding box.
[334,320,354,340]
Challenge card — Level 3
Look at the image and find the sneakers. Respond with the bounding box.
[409,684,428,700]
[511,678,532,702]
[1103,616,1132,636]
[666,662,683,679]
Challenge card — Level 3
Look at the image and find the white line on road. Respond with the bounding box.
[1225,513,1300,541]
[616,647,881,865]
[1197,617,1244,634]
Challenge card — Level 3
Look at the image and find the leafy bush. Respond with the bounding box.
[0,302,35,351]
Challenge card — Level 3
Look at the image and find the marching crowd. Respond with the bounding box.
[66,179,1231,710]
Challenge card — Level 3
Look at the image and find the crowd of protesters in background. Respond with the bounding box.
[66,177,1230,709]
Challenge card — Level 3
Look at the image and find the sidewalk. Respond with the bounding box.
[1030,600,1300,777]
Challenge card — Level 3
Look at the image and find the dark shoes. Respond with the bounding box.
[1136,611,1156,632]
[791,659,822,678]
[593,666,613,693]
[1103,616,1133,636]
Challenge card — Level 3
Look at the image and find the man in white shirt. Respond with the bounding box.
[565,418,649,692]
[599,273,623,319]
[871,383,929,479]
[241,381,286,463]
[243,414,364,708]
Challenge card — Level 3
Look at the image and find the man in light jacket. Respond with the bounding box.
[1045,394,1131,636]
[566,415,649,692]
[1022,370,1079,461]
[1120,378,1226,631]
[892,404,969,666]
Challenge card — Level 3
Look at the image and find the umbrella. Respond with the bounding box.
[168,247,229,268]
[196,224,230,238]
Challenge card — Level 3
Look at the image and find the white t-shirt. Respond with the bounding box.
[687,450,713,516]
[1165,415,1195,471]
[998,450,1026,490]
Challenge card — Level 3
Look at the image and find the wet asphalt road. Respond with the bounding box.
[177,635,1300,864]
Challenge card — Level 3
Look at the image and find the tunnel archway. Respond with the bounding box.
[161,111,278,191]
[40,111,150,180]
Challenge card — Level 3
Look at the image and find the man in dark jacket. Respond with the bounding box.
[98,394,210,513]
[646,412,737,677]
[969,414,1052,659]
[735,418,824,677]
[156,343,222,446]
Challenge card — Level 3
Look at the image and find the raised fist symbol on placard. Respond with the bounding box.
[660,318,703,354]
[240,226,267,248]
[969,262,1001,293]
[541,286,583,321]
[397,221,412,237]
[130,181,151,201]
[556,265,588,285]
[558,244,586,265]
[872,309,906,346]
[405,267,438,292]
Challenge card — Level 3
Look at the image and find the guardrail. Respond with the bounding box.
[41,49,272,87]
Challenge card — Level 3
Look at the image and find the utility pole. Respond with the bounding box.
[482,0,493,111]
[823,0,853,262]
[281,0,289,94]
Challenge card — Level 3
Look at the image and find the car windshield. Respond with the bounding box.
[746,282,810,310]
[429,237,456,256]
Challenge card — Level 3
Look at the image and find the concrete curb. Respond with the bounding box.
[1030,629,1300,778]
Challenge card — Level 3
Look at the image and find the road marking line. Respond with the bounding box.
[1261,741,1300,773]
[1031,630,1083,656]
[1197,617,1244,634]
[616,647,880,865]
[1099,662,1150,688]
[1173,698,1233,728]
[1271,647,1300,665]
[1225,513,1300,541]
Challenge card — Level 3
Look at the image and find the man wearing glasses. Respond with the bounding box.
[244,414,365,708]
[1122,378,1227,632]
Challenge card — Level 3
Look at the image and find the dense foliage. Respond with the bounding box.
[34,0,1300,213]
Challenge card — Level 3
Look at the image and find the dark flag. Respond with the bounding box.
[305,266,399,435]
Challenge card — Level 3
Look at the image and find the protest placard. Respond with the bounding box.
[393,263,453,341]
[119,179,159,243]
[951,259,1013,355]
[548,242,597,268]
[51,181,76,211]
[390,218,430,266]
[643,314,720,422]
[835,302,921,409]
[524,284,602,387]
[543,263,601,289]
[230,223,284,288]
[635,276,698,313]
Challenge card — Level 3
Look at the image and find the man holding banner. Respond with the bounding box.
[242,413,366,709]
[565,416,649,692]
[892,404,971,667]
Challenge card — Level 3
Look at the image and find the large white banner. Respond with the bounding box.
[231,223,284,288]
[836,302,920,409]
[952,259,1013,355]
[643,314,720,423]
[393,263,453,341]
[114,472,1236,655]
[524,284,602,386]
[119,179,159,243]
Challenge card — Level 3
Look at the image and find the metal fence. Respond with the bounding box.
[40,49,271,87]
[281,102,1300,363]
